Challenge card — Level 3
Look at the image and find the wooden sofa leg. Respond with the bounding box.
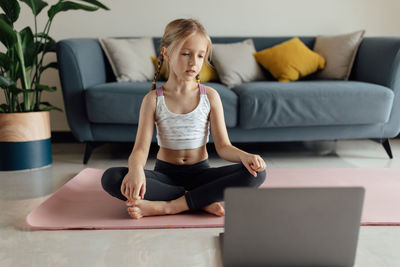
[83,142,104,164]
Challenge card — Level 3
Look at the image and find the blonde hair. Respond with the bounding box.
[150,18,212,90]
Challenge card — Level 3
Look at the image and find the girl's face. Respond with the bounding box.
[164,33,209,82]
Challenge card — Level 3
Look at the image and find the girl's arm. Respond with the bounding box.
[122,91,156,200]
[208,87,266,175]
[208,87,249,162]
[128,91,156,170]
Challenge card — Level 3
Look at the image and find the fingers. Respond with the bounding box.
[245,163,258,177]
[121,182,133,200]
[254,157,265,171]
[121,182,128,199]
[132,184,141,200]
[126,185,132,200]
[247,155,266,177]
[121,180,144,201]
[140,183,146,200]
[120,183,126,198]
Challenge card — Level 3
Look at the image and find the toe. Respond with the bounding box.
[133,212,142,219]
[128,207,140,212]
[128,210,142,219]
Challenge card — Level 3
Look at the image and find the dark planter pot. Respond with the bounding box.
[0,111,52,171]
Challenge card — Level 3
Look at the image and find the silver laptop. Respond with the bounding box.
[220,187,365,267]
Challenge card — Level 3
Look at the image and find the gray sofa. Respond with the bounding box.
[56,36,400,163]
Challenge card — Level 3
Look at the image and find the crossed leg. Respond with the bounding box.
[123,163,266,219]
[101,167,227,218]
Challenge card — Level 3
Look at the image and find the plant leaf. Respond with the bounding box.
[0,104,6,112]
[48,1,99,20]
[20,26,35,67]
[0,13,12,25]
[20,0,48,16]
[0,51,11,69]
[0,17,17,47]
[35,83,56,92]
[0,75,15,87]
[76,0,109,10]
[34,32,56,53]
[15,31,29,89]
[8,86,24,94]
[39,102,62,111]
[0,103,10,112]
[0,0,20,23]
[40,61,58,72]
[34,32,55,42]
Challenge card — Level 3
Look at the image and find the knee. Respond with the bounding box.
[101,167,123,192]
[101,168,113,192]
[254,169,267,187]
[241,164,267,188]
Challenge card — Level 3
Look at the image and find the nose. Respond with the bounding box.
[189,55,197,66]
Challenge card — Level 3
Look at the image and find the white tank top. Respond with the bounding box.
[155,83,210,150]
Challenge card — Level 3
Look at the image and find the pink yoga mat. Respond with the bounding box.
[26,168,400,230]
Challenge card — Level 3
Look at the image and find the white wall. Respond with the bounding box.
[3,0,400,131]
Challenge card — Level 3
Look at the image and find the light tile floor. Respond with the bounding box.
[1,139,400,267]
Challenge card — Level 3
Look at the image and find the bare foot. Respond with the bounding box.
[202,202,225,217]
[126,199,169,219]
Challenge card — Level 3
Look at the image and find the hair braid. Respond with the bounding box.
[150,53,164,91]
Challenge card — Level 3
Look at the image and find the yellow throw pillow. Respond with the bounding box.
[200,63,219,82]
[253,37,325,82]
[151,56,218,82]
[151,56,169,79]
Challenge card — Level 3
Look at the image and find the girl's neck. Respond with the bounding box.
[163,77,198,94]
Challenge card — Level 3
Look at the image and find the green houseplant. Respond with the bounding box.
[0,0,109,112]
[0,0,109,171]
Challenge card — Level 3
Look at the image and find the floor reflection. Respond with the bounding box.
[0,165,55,200]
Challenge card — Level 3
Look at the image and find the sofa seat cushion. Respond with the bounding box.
[204,82,239,127]
[233,81,394,129]
[85,82,239,127]
[85,82,151,125]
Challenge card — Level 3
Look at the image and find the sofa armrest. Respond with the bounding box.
[351,37,400,137]
[351,37,400,88]
[56,38,110,141]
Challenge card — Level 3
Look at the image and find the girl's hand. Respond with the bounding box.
[121,168,146,202]
[240,153,266,177]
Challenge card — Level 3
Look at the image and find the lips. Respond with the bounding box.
[186,70,196,75]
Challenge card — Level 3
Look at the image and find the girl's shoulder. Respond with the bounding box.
[142,89,158,113]
[204,85,221,106]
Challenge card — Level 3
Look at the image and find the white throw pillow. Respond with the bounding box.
[99,37,156,82]
[211,39,266,88]
[313,30,365,80]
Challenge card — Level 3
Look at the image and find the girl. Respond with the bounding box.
[101,18,267,219]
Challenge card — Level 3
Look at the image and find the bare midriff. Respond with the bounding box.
[156,144,208,165]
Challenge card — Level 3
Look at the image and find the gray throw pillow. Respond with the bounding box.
[99,37,156,82]
[212,39,266,88]
[313,30,365,80]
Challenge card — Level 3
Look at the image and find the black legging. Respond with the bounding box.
[101,158,267,211]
